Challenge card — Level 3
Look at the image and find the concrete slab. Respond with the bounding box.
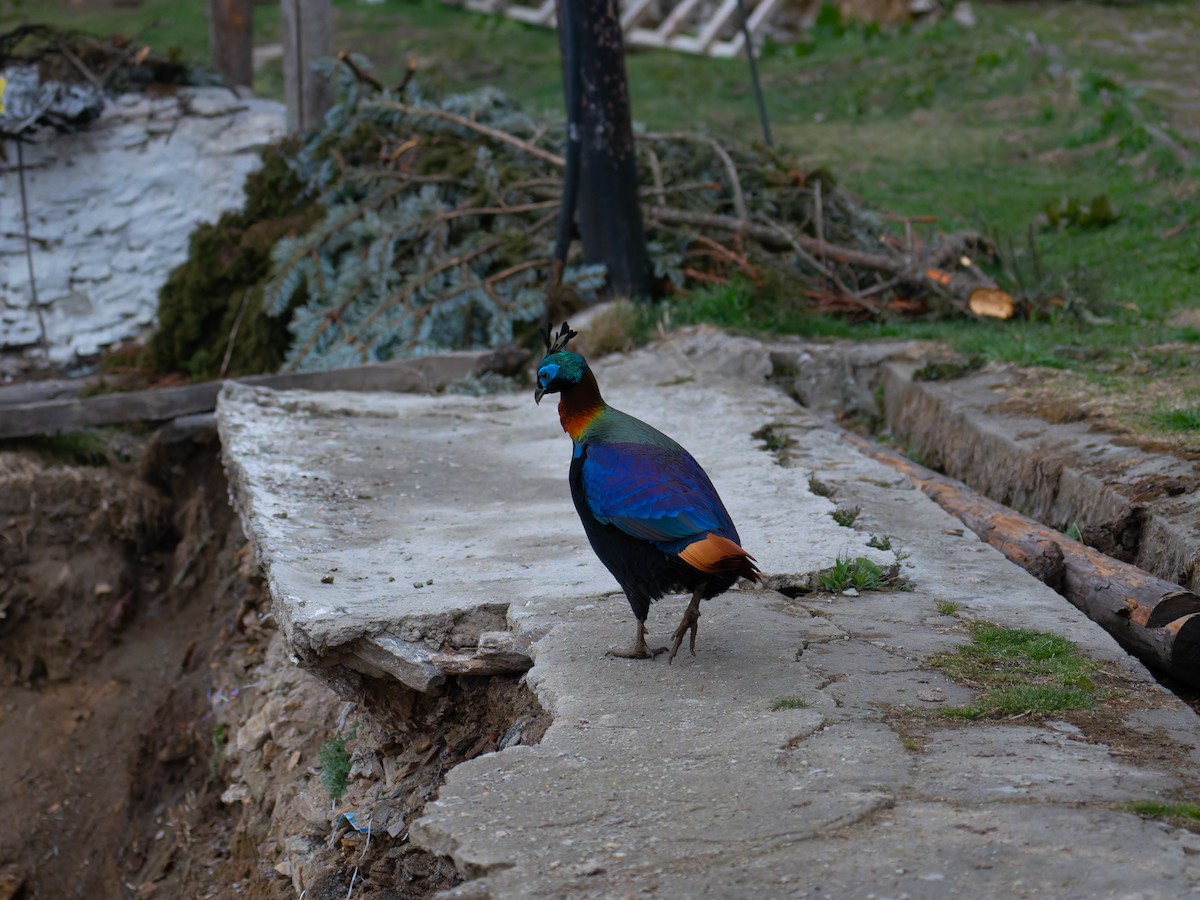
[218,328,1200,898]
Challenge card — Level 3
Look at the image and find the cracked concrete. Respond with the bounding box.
[218,327,1200,897]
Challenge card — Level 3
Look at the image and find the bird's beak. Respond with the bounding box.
[534,386,545,405]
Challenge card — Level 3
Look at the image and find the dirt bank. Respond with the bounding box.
[0,423,546,898]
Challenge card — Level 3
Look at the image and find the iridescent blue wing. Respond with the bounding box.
[581,442,735,551]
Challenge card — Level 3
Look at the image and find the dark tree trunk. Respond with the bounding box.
[559,0,652,299]
[209,0,254,88]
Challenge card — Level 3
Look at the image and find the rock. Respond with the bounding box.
[0,87,285,375]
[236,709,272,752]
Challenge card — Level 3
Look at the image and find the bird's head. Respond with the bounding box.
[534,350,589,404]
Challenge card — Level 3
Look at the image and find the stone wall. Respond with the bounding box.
[1,88,284,376]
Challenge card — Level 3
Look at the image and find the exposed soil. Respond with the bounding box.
[0,426,547,898]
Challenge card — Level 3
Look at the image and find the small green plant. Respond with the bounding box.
[819,555,883,592]
[210,724,227,781]
[832,506,861,528]
[1150,405,1200,432]
[867,534,892,551]
[319,736,352,801]
[935,598,960,617]
[771,696,811,710]
[1124,801,1200,824]
[808,475,836,498]
[930,621,1102,719]
[1064,522,1083,541]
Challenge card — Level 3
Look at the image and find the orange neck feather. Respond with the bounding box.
[558,369,605,441]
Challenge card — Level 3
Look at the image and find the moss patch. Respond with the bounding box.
[143,143,319,380]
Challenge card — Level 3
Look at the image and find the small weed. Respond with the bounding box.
[771,696,811,710]
[1150,405,1200,432]
[319,735,352,801]
[913,355,985,382]
[210,724,227,781]
[1064,521,1083,541]
[819,555,883,592]
[1124,801,1200,825]
[930,621,1102,719]
[867,534,892,551]
[808,474,836,498]
[831,505,861,527]
[935,598,960,617]
[753,423,795,455]
[899,732,925,753]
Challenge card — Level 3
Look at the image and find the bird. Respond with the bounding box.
[534,322,760,662]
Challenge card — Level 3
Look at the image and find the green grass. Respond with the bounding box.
[770,696,812,711]
[935,598,960,617]
[867,534,892,551]
[1150,404,1200,432]
[819,555,883,592]
[1124,801,1200,824]
[930,621,1103,720]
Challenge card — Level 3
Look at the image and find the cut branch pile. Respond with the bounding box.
[167,55,1007,373]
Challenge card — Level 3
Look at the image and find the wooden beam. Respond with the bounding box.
[209,0,255,88]
[0,353,491,441]
[280,0,334,133]
[841,430,1200,686]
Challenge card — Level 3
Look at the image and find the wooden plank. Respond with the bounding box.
[841,430,1200,686]
[694,0,740,53]
[0,353,489,440]
[620,0,658,30]
[209,0,254,88]
[656,0,705,41]
[505,0,556,25]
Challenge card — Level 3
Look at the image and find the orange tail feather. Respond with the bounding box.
[678,534,762,582]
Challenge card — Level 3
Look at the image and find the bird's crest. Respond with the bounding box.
[543,322,578,356]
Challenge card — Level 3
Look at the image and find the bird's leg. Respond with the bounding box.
[669,583,707,664]
[607,619,668,660]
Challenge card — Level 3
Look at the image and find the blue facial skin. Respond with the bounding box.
[534,362,560,404]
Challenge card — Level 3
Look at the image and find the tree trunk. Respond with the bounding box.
[560,0,652,299]
[209,0,254,88]
[281,0,334,134]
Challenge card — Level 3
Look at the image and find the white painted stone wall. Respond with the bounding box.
[1,88,285,374]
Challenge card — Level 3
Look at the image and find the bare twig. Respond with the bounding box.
[643,145,666,207]
[644,205,906,274]
[219,289,253,378]
[55,42,105,92]
[374,100,566,168]
[438,199,560,222]
[641,132,748,220]
[16,141,48,355]
[336,51,384,93]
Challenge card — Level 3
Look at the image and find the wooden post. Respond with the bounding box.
[280,0,334,133]
[209,0,254,89]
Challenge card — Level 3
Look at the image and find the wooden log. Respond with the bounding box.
[209,0,254,88]
[0,352,489,440]
[841,430,1200,686]
[280,0,334,133]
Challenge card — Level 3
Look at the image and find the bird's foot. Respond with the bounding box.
[668,606,700,664]
[607,642,668,660]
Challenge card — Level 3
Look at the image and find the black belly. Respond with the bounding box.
[569,452,736,622]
